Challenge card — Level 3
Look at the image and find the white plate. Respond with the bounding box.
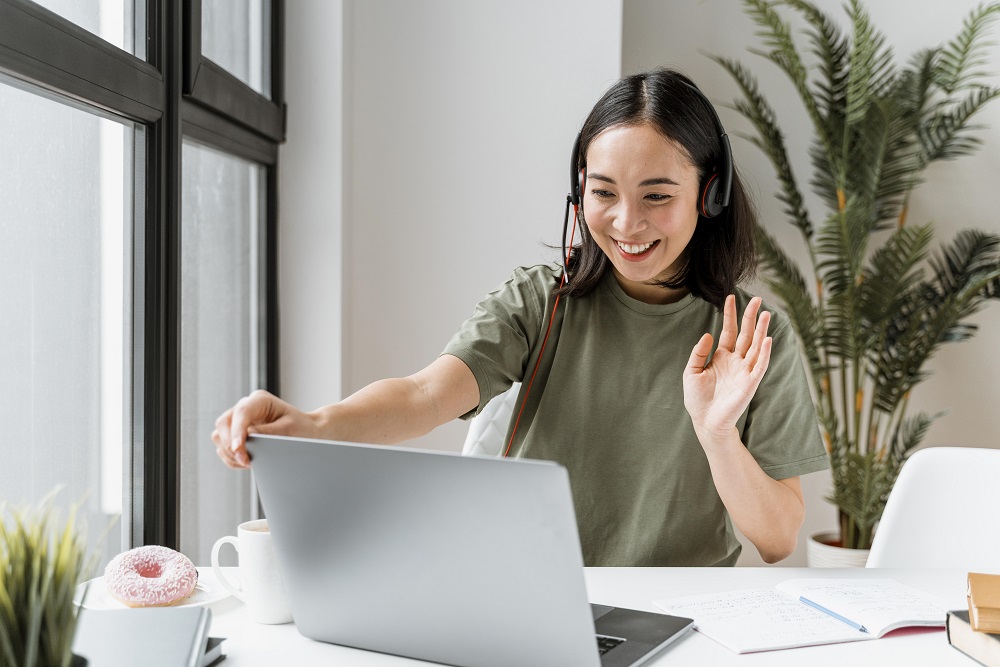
[74,567,232,610]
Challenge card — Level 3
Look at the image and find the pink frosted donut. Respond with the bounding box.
[104,546,198,607]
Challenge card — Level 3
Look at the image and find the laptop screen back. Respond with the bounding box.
[247,434,602,667]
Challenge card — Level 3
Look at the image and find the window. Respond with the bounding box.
[0,75,137,567]
[180,140,265,565]
[28,0,142,57]
[0,0,284,567]
[201,0,270,96]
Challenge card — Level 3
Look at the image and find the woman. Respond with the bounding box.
[212,68,828,566]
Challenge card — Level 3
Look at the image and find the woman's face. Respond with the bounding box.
[582,122,701,304]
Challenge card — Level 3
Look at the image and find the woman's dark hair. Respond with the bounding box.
[556,67,757,309]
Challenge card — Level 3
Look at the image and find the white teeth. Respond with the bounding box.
[616,241,654,255]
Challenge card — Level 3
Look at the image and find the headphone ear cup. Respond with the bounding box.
[570,132,583,206]
[699,173,723,218]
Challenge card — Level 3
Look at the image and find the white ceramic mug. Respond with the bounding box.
[211,519,293,624]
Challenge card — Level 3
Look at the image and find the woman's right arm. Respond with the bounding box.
[212,353,481,469]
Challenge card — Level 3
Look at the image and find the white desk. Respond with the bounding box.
[208,567,975,665]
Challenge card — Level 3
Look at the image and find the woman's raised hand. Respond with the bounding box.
[682,295,772,446]
[211,390,320,469]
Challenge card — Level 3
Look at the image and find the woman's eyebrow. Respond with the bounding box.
[587,173,680,187]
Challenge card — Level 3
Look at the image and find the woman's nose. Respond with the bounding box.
[612,200,646,235]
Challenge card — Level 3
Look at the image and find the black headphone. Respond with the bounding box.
[563,81,733,277]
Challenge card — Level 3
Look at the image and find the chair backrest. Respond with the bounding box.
[461,383,520,458]
[866,446,1000,571]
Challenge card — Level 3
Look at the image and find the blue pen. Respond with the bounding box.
[799,596,870,634]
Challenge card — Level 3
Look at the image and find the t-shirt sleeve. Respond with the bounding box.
[441,266,552,419]
[742,308,830,479]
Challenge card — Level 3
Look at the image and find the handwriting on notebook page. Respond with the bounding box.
[655,589,865,653]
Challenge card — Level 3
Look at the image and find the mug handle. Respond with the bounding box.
[211,536,245,602]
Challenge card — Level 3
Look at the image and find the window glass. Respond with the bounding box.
[0,76,134,569]
[180,140,263,567]
[30,0,142,59]
[201,0,271,97]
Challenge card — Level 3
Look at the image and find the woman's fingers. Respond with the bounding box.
[685,332,715,375]
[228,395,254,462]
[213,407,234,448]
[213,390,282,469]
[214,433,248,469]
[733,296,762,357]
[743,308,771,368]
[215,444,240,469]
[717,295,738,351]
[751,336,773,382]
[212,407,248,468]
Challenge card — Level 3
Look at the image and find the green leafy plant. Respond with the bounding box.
[0,493,95,667]
[715,0,1000,549]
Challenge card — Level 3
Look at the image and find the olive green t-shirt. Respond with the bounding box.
[443,264,829,567]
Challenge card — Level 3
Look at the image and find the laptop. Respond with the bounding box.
[247,434,693,667]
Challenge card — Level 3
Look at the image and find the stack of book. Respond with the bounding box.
[73,607,225,667]
[970,573,1000,633]
[947,572,1000,666]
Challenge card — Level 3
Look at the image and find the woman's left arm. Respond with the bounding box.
[682,294,804,563]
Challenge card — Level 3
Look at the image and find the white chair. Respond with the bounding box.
[461,383,521,458]
[866,446,1000,572]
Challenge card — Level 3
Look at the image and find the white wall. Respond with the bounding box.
[623,0,1000,565]
[341,0,624,450]
[279,0,345,409]
[282,0,624,448]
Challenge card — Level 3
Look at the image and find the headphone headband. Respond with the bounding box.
[569,80,732,215]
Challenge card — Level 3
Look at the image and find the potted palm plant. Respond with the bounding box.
[0,494,95,666]
[714,0,1000,561]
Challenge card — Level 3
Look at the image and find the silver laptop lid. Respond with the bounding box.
[247,434,601,667]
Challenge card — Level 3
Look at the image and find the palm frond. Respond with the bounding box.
[888,412,939,467]
[858,224,933,348]
[815,196,870,362]
[935,2,1000,94]
[785,0,851,209]
[874,232,1000,410]
[827,449,888,546]
[872,99,924,222]
[900,48,942,119]
[843,95,922,224]
[815,195,872,297]
[844,0,897,126]
[921,85,1000,162]
[714,55,813,240]
[754,225,825,380]
[742,0,833,154]
[929,229,1000,297]
[780,0,850,123]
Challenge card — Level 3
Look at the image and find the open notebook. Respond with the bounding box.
[654,578,949,654]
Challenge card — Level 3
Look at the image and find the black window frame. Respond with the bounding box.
[0,0,284,549]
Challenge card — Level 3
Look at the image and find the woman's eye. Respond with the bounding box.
[590,189,614,199]
[646,193,672,202]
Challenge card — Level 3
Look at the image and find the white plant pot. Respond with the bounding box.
[807,531,870,568]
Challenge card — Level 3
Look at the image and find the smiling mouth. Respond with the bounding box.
[615,240,659,257]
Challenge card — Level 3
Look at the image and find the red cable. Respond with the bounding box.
[503,204,579,458]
